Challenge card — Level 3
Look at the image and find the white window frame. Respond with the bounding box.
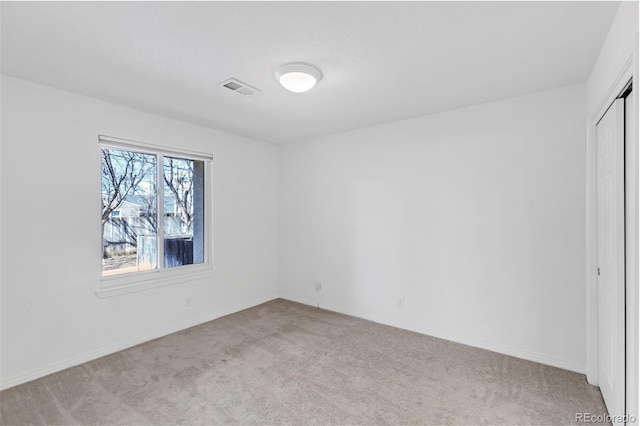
[97,135,214,298]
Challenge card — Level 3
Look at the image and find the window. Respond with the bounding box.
[100,135,212,287]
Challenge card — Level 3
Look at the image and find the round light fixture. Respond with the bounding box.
[275,63,322,93]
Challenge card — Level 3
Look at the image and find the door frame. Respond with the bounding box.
[586,47,638,421]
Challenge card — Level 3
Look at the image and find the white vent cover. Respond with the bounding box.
[219,78,260,96]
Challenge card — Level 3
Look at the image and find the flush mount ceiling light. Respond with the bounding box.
[275,63,323,93]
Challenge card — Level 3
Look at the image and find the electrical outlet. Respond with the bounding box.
[185,298,192,307]
[397,297,404,308]
[315,282,322,292]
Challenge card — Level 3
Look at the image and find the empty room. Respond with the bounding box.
[0,1,638,425]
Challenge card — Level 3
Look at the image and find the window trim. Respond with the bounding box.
[97,135,214,297]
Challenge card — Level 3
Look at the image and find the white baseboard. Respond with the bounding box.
[0,293,278,391]
[280,293,585,375]
[1,291,585,391]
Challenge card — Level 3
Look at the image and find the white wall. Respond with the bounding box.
[0,75,280,389]
[280,84,587,372]
[584,0,639,415]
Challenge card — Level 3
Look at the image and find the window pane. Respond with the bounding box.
[163,157,205,268]
[101,148,157,276]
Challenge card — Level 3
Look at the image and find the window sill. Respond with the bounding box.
[96,265,216,298]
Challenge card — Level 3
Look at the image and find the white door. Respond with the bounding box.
[624,89,637,420]
[596,98,625,421]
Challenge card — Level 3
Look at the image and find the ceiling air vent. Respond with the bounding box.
[219,78,260,96]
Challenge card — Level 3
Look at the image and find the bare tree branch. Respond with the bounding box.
[163,158,194,231]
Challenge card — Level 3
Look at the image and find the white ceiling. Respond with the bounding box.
[1,1,620,144]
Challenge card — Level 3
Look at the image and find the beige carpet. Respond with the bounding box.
[1,299,607,425]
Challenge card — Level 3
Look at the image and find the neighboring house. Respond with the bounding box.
[109,199,142,219]
[104,193,188,255]
[103,195,155,255]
